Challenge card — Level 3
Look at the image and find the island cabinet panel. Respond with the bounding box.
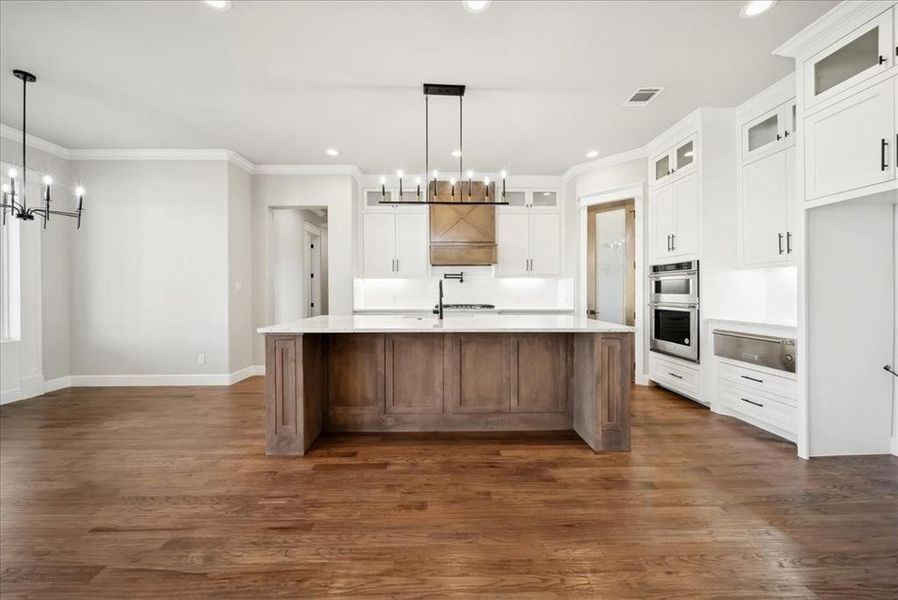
[447,334,512,413]
[385,334,444,414]
[571,332,632,452]
[265,334,326,456]
[511,333,567,413]
[326,334,385,430]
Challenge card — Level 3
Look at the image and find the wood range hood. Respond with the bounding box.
[428,180,499,266]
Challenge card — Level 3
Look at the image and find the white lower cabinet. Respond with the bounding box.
[804,76,896,201]
[362,210,428,278]
[741,145,796,267]
[649,352,701,401]
[497,210,560,276]
[714,358,797,442]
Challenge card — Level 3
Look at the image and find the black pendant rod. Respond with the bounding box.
[425,94,429,200]
[458,95,463,189]
[21,70,27,212]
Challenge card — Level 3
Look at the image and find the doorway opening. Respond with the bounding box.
[587,199,636,327]
[271,207,328,322]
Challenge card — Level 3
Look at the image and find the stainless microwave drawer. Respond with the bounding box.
[713,330,796,373]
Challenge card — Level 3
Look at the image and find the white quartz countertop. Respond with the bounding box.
[258,314,635,334]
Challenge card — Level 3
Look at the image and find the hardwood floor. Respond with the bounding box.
[1,379,896,599]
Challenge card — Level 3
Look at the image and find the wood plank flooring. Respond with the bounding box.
[1,378,896,598]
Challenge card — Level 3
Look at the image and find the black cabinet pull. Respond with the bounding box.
[786,231,792,254]
[741,398,763,408]
[668,372,683,380]
[879,55,887,65]
[740,375,764,383]
[777,233,784,255]
[783,130,789,137]
[881,138,889,171]
[776,134,782,141]
[671,234,676,251]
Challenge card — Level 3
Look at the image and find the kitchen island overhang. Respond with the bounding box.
[258,315,635,456]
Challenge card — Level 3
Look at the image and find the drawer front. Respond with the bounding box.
[717,362,797,406]
[650,355,699,397]
[717,380,796,434]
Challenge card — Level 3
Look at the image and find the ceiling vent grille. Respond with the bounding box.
[623,87,664,106]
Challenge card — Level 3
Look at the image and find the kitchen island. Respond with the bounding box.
[258,314,635,455]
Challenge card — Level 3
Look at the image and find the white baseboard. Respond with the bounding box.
[0,388,22,405]
[2,367,267,402]
[44,376,73,393]
[892,435,898,457]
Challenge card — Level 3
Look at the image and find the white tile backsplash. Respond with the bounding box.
[354,272,574,311]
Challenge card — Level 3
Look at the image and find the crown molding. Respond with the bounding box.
[0,124,71,160]
[561,146,647,182]
[774,0,894,59]
[736,73,796,119]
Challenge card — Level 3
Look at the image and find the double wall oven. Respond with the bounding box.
[649,260,699,362]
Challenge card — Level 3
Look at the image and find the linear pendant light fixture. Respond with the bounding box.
[1,69,85,229]
[379,83,508,205]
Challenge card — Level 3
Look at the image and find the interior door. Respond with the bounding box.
[497,211,530,276]
[804,77,895,201]
[395,211,428,277]
[528,212,560,275]
[595,209,627,324]
[742,150,788,266]
[362,212,396,277]
[671,174,698,257]
[651,184,675,261]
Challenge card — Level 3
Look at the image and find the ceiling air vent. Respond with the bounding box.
[623,87,664,106]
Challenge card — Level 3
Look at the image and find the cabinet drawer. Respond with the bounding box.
[717,380,796,435]
[650,354,699,397]
[717,362,797,406]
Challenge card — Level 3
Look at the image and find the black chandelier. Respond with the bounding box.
[1,69,84,229]
[379,83,508,206]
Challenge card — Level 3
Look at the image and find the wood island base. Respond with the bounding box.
[265,331,633,455]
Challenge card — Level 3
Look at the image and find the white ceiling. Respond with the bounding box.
[0,0,836,175]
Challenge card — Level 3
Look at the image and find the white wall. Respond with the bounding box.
[227,163,253,374]
[0,137,72,383]
[70,159,231,376]
[251,173,353,364]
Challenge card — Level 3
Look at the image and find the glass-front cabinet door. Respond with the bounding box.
[674,138,695,173]
[805,10,893,106]
[743,108,781,160]
[654,153,671,183]
[530,190,558,208]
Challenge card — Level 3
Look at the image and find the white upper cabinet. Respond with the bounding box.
[497,210,560,276]
[742,148,795,267]
[362,212,398,277]
[499,190,559,209]
[804,9,894,108]
[395,212,429,277]
[528,212,560,275]
[497,211,531,276]
[362,210,429,278]
[742,100,796,163]
[651,172,698,262]
[804,76,895,201]
[652,136,697,186]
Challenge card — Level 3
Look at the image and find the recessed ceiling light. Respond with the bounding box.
[586,149,599,159]
[462,0,492,14]
[325,148,339,157]
[451,149,462,158]
[204,0,232,11]
[740,1,776,18]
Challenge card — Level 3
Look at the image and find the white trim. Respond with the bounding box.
[0,124,71,159]
[735,73,796,121]
[254,164,362,176]
[44,375,73,393]
[562,146,647,182]
[577,182,648,385]
[892,435,898,456]
[773,0,895,59]
[0,387,21,405]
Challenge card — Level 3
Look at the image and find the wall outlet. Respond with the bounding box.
[197,353,206,366]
